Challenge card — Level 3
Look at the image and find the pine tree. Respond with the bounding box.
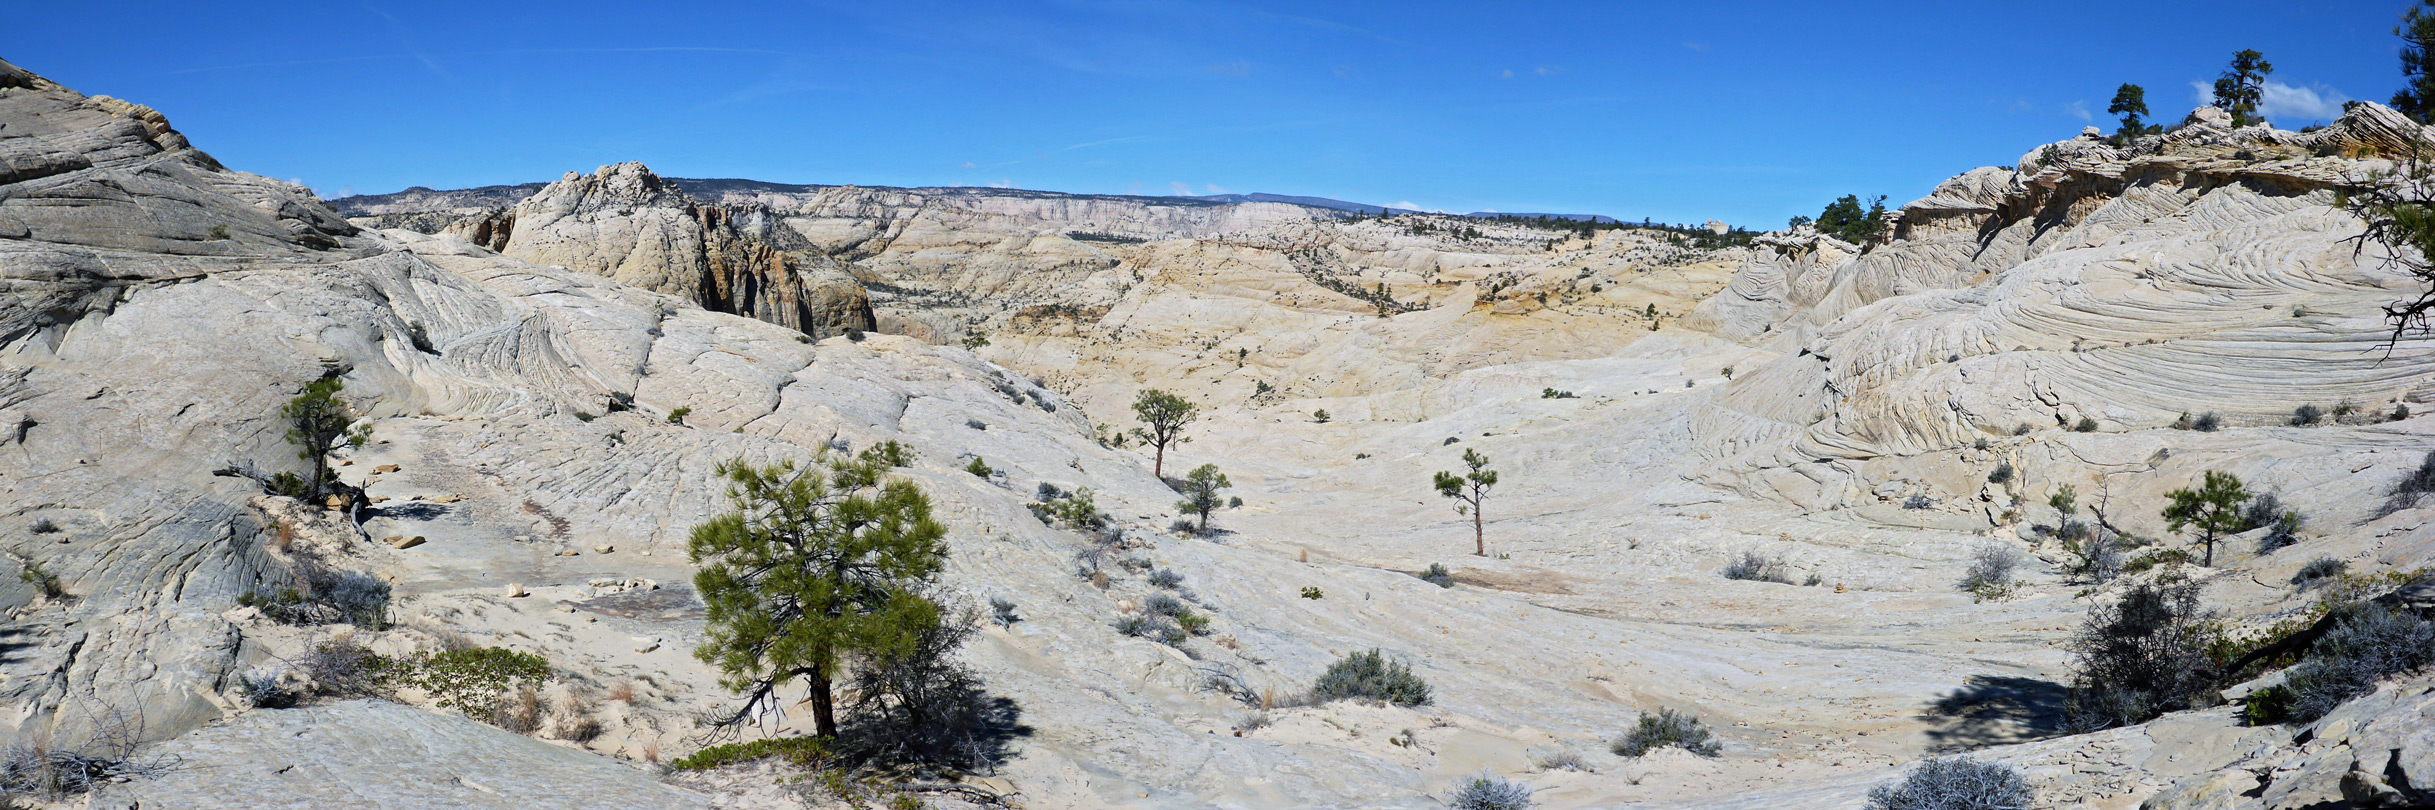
[2108,84,2151,141]
[2162,470,2249,567]
[2395,2,2435,122]
[280,375,368,500]
[2212,50,2274,127]
[689,454,948,739]
[1433,449,1500,556]
[1129,389,1198,478]
[1173,463,1235,532]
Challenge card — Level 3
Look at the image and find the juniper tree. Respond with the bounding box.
[2162,470,2249,567]
[1434,448,1500,556]
[688,453,948,739]
[1173,463,1235,533]
[2213,50,2274,127]
[1129,389,1197,478]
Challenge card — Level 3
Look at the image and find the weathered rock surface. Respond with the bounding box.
[9,55,2435,810]
[93,700,706,810]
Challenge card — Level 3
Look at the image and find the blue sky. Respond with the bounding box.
[4,1,2414,226]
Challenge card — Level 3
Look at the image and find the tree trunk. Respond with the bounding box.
[1154,442,1166,478]
[809,660,837,738]
[1473,495,1485,556]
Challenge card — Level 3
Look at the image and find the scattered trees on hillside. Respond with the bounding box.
[688,453,949,740]
[2395,1,2435,121]
[1130,389,1197,478]
[1814,194,1888,245]
[2162,470,2250,567]
[2212,49,2274,127]
[1433,449,1500,557]
[2107,84,2157,141]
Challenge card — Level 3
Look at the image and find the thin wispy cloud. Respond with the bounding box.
[2064,100,2091,122]
[1169,181,1192,195]
[2186,79,2352,123]
[362,4,450,81]
[1205,183,1230,194]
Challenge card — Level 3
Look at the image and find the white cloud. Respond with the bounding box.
[2063,100,2090,122]
[2189,79,2351,124]
[991,178,1013,188]
[1534,67,1564,76]
[1390,201,1423,211]
[1498,69,1514,79]
[1205,183,1230,195]
[2259,81,2350,122]
[960,161,977,169]
[1170,181,1192,196]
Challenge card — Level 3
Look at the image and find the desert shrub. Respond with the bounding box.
[1721,551,1793,584]
[492,684,543,734]
[29,518,58,534]
[2393,404,2412,422]
[547,689,603,742]
[1973,437,1991,450]
[1529,747,1590,772]
[245,567,390,629]
[988,597,1020,628]
[964,418,987,430]
[1540,388,1577,399]
[2063,580,2217,731]
[2392,451,2435,509]
[856,439,913,468]
[17,561,63,599]
[1148,568,1185,589]
[299,638,392,697]
[1960,545,2021,602]
[1169,518,1197,533]
[1986,462,2014,484]
[835,603,1016,772]
[2280,602,2435,722]
[1142,593,1187,618]
[2193,411,2222,431]
[2063,531,2121,584]
[1314,649,1432,706]
[1029,486,1109,531]
[1112,614,1165,639]
[1301,586,1324,599]
[1611,707,1721,757]
[1447,773,1534,810]
[2121,548,2194,574]
[965,457,994,478]
[845,328,866,342]
[2290,404,2323,426]
[239,666,299,709]
[2012,423,2032,436]
[1904,494,1934,510]
[2073,417,2098,432]
[1420,563,1455,588]
[667,406,691,425]
[1864,756,2033,810]
[322,571,393,629]
[400,647,550,716]
[2293,557,2348,585]
[668,736,834,772]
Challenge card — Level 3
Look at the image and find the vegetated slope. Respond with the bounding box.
[10,50,2435,809]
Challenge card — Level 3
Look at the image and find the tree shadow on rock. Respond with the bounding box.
[1920,674,2067,753]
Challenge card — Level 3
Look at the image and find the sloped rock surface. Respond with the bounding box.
[96,700,706,810]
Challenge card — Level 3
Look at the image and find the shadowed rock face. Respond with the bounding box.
[493,162,876,339]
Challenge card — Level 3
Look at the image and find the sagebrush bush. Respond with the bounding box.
[1314,649,1432,706]
[1721,551,1792,584]
[2073,417,2099,432]
[300,638,390,697]
[2293,557,2348,586]
[1446,774,1534,810]
[239,666,298,709]
[1864,756,2033,810]
[1529,748,1590,772]
[2063,580,2217,731]
[1986,462,2014,484]
[2280,602,2435,722]
[1959,544,2021,601]
[1147,568,1185,589]
[1420,563,1455,588]
[988,597,1020,628]
[2291,404,2324,426]
[1611,707,1721,757]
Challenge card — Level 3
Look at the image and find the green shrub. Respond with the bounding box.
[668,737,833,772]
[965,457,994,478]
[2290,404,2323,426]
[1300,586,1323,599]
[1313,649,1431,706]
[1420,563,1455,588]
[667,406,691,425]
[401,647,550,716]
[2242,684,2293,725]
[17,561,63,599]
[1986,462,2014,484]
[2281,602,2435,722]
[1611,707,1720,757]
[1721,551,1792,584]
[1029,486,1109,531]
[2293,557,2348,586]
[2073,417,2098,432]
